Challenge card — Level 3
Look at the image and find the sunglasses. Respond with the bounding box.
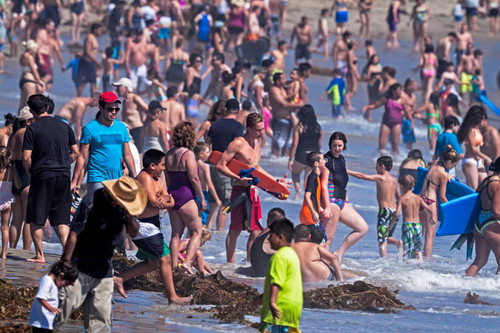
[106,107,120,112]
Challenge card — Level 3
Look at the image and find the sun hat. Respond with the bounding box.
[102,176,147,216]
[112,77,134,92]
[19,106,34,121]
[99,91,121,104]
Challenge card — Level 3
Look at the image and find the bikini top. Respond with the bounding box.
[465,127,483,147]
[478,177,500,204]
[427,105,440,120]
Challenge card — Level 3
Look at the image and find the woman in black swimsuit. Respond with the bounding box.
[184,53,203,95]
[288,105,322,201]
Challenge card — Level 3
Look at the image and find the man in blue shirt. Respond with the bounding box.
[70,91,137,194]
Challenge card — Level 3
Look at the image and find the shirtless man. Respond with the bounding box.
[455,23,473,65]
[125,29,149,92]
[217,113,288,263]
[480,116,500,170]
[271,40,287,72]
[55,93,100,140]
[268,0,286,44]
[113,149,192,304]
[203,52,231,101]
[333,30,351,77]
[36,19,57,90]
[456,42,476,102]
[162,86,185,131]
[269,72,303,157]
[77,23,101,97]
[436,32,457,80]
[291,224,343,282]
[113,77,149,145]
[298,62,312,104]
[290,16,313,66]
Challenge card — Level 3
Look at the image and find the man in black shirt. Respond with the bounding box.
[22,94,79,263]
[206,99,244,230]
[55,176,145,332]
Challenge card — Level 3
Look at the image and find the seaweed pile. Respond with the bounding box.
[303,281,415,313]
[113,254,414,322]
[464,292,492,305]
[0,279,37,320]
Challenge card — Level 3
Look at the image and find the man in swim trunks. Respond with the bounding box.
[270,40,287,72]
[436,32,457,80]
[217,113,287,263]
[290,16,313,66]
[113,149,192,304]
[162,86,185,132]
[125,28,150,92]
[35,19,57,90]
[455,23,473,66]
[291,224,343,282]
[55,93,99,140]
[269,72,304,157]
[268,0,286,44]
[77,23,101,96]
[456,42,476,103]
[332,30,351,77]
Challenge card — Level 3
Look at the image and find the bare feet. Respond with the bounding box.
[26,257,45,263]
[0,252,6,259]
[333,251,343,264]
[180,263,194,275]
[113,276,128,298]
[397,240,403,255]
[168,294,193,305]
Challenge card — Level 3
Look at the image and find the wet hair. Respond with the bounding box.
[105,46,114,58]
[424,43,434,53]
[399,174,415,191]
[377,156,393,172]
[206,99,226,122]
[365,39,373,46]
[387,83,401,99]
[429,91,441,106]
[382,66,397,78]
[3,113,16,127]
[404,78,416,89]
[0,146,12,170]
[457,105,486,143]
[474,49,483,57]
[408,149,424,160]
[147,68,161,80]
[213,52,225,63]
[46,96,55,114]
[301,15,308,22]
[261,58,273,68]
[189,53,203,66]
[309,225,324,244]
[242,100,252,111]
[342,30,352,40]
[306,152,323,168]
[269,218,294,243]
[91,23,101,33]
[267,207,285,224]
[321,8,329,15]
[445,94,460,115]
[474,68,481,76]
[145,19,155,27]
[278,40,287,48]
[187,81,201,96]
[50,260,78,285]
[246,112,264,129]
[143,149,165,168]
[175,36,184,48]
[297,104,321,135]
[367,54,379,66]
[293,224,310,240]
[490,157,500,173]
[328,131,347,151]
[333,68,343,76]
[444,115,460,129]
[27,94,48,115]
[172,121,196,149]
[202,227,211,241]
[166,86,178,98]
[193,141,209,159]
[448,32,457,39]
[272,72,283,84]
[440,145,460,163]
[299,62,312,75]
[222,71,236,84]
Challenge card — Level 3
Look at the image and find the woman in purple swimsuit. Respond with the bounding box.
[165,121,206,273]
[385,0,404,48]
[362,83,413,156]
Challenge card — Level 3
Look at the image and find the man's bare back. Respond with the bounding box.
[292,241,341,282]
[163,98,185,130]
[376,173,398,209]
[481,125,500,162]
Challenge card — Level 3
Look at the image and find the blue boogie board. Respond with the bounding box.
[479,94,500,117]
[413,167,479,236]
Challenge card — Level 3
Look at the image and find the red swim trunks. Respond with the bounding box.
[229,186,263,232]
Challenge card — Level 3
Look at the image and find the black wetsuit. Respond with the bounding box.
[324,151,348,200]
[249,230,272,277]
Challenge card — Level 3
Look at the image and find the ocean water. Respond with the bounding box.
[2,32,500,332]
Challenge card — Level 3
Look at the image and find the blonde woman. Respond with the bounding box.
[18,40,44,111]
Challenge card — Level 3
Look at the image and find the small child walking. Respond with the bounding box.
[194,142,221,228]
[320,68,346,118]
[29,260,78,332]
[0,146,18,259]
[299,152,327,243]
[391,175,433,261]
[348,156,402,257]
[259,219,302,333]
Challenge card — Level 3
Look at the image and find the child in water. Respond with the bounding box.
[0,146,18,259]
[194,141,221,228]
[29,260,78,332]
[320,68,346,118]
[178,228,214,276]
[391,175,433,261]
[348,156,402,257]
[299,152,327,244]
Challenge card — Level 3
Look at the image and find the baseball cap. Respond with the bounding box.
[99,91,121,104]
[112,78,134,92]
[148,100,166,111]
[225,99,240,111]
[19,106,33,121]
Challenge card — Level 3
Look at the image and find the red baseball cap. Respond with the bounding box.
[99,91,121,104]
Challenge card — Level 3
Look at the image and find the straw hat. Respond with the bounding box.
[102,176,147,216]
[18,106,33,121]
[232,0,246,7]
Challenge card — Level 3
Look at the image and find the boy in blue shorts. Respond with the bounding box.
[348,156,402,257]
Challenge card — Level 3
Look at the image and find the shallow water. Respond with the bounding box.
[1,32,500,332]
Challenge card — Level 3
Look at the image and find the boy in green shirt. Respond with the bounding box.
[259,219,303,333]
